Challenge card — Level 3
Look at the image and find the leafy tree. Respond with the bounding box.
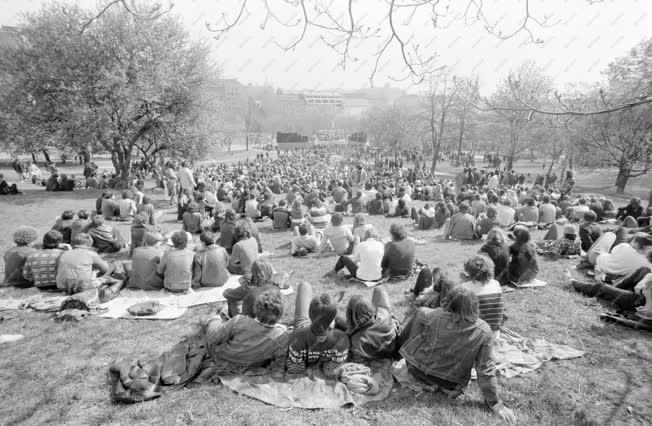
[0,3,213,184]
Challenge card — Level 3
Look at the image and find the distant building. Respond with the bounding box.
[303,91,343,107]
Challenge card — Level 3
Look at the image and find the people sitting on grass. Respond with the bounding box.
[22,230,68,290]
[569,251,652,315]
[495,197,516,228]
[182,202,203,234]
[319,213,355,256]
[398,286,516,423]
[342,286,401,364]
[475,206,500,238]
[272,200,292,230]
[351,213,374,242]
[52,210,75,244]
[291,223,322,257]
[535,224,582,257]
[224,259,276,318]
[579,211,602,252]
[117,191,137,221]
[386,198,409,218]
[136,196,157,227]
[460,255,504,336]
[499,226,539,286]
[101,192,118,220]
[129,212,149,255]
[367,192,384,215]
[444,202,477,240]
[203,289,288,379]
[193,232,230,288]
[71,209,91,242]
[217,209,238,254]
[480,229,511,287]
[56,232,121,295]
[329,228,384,281]
[127,232,164,291]
[156,230,194,293]
[287,283,350,378]
[87,215,126,254]
[410,203,436,229]
[227,221,259,277]
[591,232,652,282]
[3,227,39,287]
[0,173,22,195]
[381,224,416,278]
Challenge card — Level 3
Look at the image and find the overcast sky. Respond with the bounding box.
[1,0,650,93]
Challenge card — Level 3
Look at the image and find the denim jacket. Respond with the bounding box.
[399,307,500,406]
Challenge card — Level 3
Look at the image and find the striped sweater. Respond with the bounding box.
[287,326,350,378]
[460,280,504,331]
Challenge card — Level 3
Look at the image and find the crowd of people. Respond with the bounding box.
[3,146,652,422]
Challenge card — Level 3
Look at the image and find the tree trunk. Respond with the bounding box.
[30,152,38,163]
[456,111,466,167]
[615,168,629,194]
[246,133,249,151]
[41,149,51,164]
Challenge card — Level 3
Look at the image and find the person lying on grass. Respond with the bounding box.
[286,283,350,378]
[203,290,289,379]
[569,251,652,315]
[399,286,516,424]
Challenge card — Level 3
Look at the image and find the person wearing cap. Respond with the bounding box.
[500,226,539,285]
[579,211,602,252]
[286,282,350,378]
[535,225,581,256]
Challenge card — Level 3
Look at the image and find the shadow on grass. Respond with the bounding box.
[0,187,105,206]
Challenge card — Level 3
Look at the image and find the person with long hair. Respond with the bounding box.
[399,286,516,423]
[500,226,539,286]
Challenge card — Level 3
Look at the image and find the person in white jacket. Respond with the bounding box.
[177,161,196,195]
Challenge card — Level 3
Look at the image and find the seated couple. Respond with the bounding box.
[201,281,514,422]
[324,223,416,281]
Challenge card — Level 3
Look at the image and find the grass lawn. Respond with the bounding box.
[0,158,651,425]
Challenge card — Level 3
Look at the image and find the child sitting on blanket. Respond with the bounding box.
[399,286,516,423]
[203,289,289,379]
[286,282,350,379]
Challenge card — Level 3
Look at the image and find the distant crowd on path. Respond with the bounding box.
[3,146,652,422]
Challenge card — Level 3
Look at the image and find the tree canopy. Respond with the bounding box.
[0,3,214,182]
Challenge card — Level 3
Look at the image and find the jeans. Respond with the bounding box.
[223,284,249,318]
[334,255,358,278]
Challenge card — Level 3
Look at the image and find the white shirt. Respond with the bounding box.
[177,167,195,191]
[495,205,516,227]
[118,198,136,218]
[596,244,652,277]
[352,239,384,281]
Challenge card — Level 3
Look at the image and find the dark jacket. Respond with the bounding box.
[348,307,400,364]
[381,239,415,277]
[399,307,499,405]
[480,241,510,279]
[579,222,602,252]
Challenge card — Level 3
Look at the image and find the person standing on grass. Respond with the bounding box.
[399,286,516,423]
[177,161,196,196]
[165,162,178,205]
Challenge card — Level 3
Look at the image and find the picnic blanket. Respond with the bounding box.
[0,277,293,321]
[217,361,394,409]
[99,276,294,320]
[393,327,584,388]
[511,278,547,289]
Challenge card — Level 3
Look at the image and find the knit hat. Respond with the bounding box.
[308,294,337,335]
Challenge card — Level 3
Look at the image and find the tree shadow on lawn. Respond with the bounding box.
[0,187,104,206]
